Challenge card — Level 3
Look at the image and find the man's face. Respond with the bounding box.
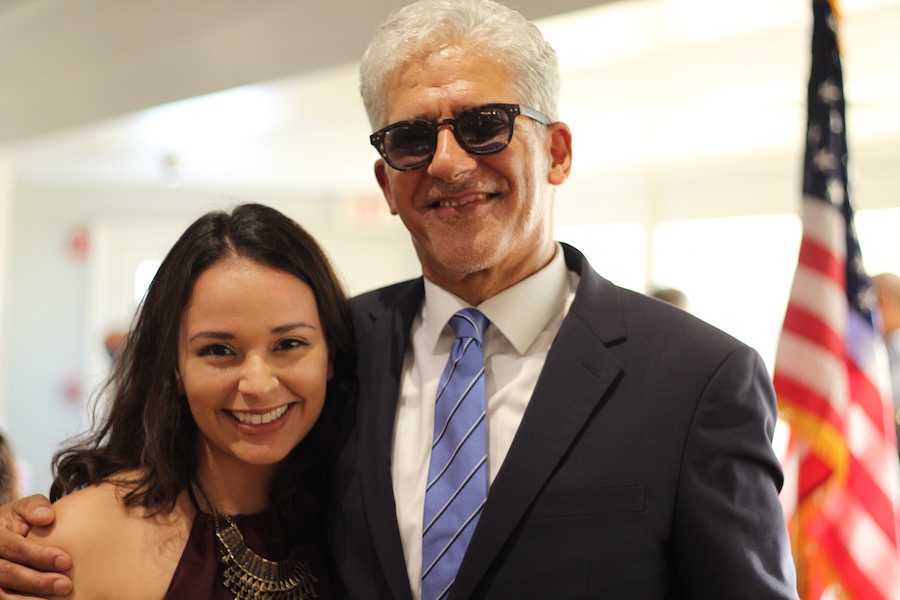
[373,46,572,302]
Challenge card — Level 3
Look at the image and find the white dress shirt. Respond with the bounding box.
[391,244,578,599]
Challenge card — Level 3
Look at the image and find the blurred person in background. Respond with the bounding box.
[649,286,690,311]
[872,272,900,455]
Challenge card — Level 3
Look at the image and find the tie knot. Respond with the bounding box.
[449,308,489,344]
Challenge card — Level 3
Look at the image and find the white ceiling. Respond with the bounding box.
[0,0,611,141]
[1,0,899,202]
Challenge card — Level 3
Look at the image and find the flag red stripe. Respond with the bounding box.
[848,454,899,544]
[817,516,885,600]
[798,454,832,502]
[782,304,843,360]
[774,372,843,432]
[847,356,890,436]
[797,236,844,286]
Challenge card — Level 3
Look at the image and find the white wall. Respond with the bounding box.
[0,159,12,430]
[3,195,91,496]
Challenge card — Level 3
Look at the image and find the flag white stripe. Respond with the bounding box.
[827,489,900,599]
[801,194,846,260]
[777,330,849,414]
[787,266,847,336]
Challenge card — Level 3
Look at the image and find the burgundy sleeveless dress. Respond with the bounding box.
[164,493,334,599]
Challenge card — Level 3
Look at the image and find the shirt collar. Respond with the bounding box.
[423,243,572,354]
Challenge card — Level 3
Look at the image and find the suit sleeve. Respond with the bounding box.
[674,345,799,599]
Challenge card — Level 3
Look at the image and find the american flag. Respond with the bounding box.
[773,1,900,598]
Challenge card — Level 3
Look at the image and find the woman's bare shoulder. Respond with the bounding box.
[27,474,193,599]
[28,480,131,543]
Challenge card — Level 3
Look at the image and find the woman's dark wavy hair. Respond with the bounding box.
[50,203,356,536]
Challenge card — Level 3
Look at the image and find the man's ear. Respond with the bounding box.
[374,159,399,215]
[547,122,573,186]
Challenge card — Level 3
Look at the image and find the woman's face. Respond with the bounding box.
[177,256,332,477]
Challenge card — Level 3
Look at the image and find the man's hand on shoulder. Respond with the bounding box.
[0,495,72,598]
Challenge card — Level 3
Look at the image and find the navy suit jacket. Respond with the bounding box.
[328,243,798,599]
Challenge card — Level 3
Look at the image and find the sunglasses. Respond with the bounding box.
[370,103,551,171]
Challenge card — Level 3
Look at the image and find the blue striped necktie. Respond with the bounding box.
[422,308,490,600]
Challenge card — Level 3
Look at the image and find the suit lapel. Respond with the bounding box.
[452,245,628,598]
[355,280,424,600]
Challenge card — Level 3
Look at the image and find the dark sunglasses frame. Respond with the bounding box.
[369,103,551,171]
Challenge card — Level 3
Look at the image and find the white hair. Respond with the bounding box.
[359,0,560,130]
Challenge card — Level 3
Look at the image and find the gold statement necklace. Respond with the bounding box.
[193,480,318,599]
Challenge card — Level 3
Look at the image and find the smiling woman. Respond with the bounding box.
[24,203,355,599]
[178,256,333,480]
